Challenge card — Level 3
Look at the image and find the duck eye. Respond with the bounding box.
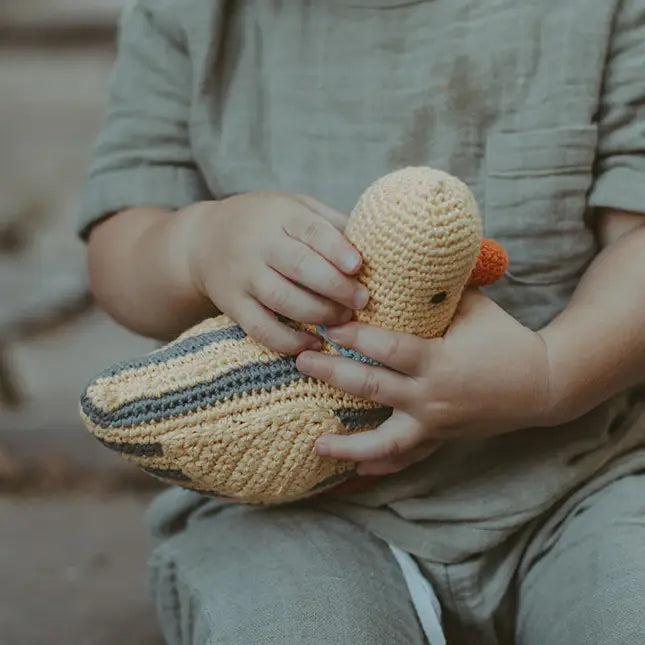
[430,291,447,304]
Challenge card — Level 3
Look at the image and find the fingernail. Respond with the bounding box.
[343,252,360,272]
[297,354,313,371]
[354,287,369,309]
[316,439,330,455]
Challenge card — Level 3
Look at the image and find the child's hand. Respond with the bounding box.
[295,289,554,475]
[186,192,369,354]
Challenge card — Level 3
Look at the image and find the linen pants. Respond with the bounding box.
[147,472,645,645]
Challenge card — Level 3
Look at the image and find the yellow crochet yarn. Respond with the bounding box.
[80,167,505,504]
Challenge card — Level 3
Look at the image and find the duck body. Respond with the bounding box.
[80,314,390,503]
[80,168,508,504]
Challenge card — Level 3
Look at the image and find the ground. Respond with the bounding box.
[0,5,163,643]
[0,493,164,645]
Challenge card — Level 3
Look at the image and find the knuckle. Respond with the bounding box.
[276,328,305,353]
[383,335,401,363]
[423,401,456,435]
[325,305,350,325]
[302,220,323,247]
[290,250,310,282]
[362,372,381,399]
[245,322,272,348]
[264,286,288,313]
[317,304,337,324]
[332,277,354,300]
[283,338,306,355]
[383,438,404,458]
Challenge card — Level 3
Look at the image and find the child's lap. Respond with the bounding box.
[146,467,645,645]
[515,472,645,645]
[146,501,428,645]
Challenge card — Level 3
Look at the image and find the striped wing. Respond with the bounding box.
[80,316,390,503]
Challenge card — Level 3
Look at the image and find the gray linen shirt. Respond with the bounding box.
[80,0,645,563]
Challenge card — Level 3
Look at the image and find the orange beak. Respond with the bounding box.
[467,238,509,287]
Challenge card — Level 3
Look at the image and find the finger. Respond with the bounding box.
[296,351,412,409]
[282,212,362,274]
[356,440,441,476]
[315,413,424,462]
[292,194,349,233]
[236,296,321,355]
[269,238,369,310]
[252,268,353,326]
[324,322,425,375]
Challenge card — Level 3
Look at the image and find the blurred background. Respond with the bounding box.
[0,1,165,642]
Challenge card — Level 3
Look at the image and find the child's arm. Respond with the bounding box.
[295,211,645,471]
[534,0,645,422]
[87,204,215,342]
[81,2,366,352]
[294,0,645,472]
[87,195,366,352]
[537,209,645,423]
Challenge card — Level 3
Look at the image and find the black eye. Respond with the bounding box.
[430,291,447,304]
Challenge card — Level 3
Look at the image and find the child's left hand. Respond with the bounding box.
[295,289,555,476]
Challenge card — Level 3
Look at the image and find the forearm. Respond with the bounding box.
[87,203,218,340]
[539,213,645,424]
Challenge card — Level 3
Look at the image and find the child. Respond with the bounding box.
[80,1,645,643]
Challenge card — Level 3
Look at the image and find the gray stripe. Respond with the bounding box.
[96,437,163,457]
[81,356,305,429]
[94,324,246,380]
[177,486,235,500]
[141,466,191,481]
[316,325,383,366]
[309,470,355,492]
[335,406,392,429]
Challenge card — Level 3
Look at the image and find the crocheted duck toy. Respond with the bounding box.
[80,167,508,504]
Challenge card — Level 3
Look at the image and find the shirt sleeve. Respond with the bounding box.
[78,1,210,239]
[587,0,645,214]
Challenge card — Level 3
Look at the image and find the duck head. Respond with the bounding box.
[344,167,507,338]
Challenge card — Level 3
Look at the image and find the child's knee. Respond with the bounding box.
[145,508,427,645]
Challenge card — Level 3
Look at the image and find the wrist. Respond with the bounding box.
[536,323,587,427]
[518,330,561,429]
[174,200,221,301]
[151,202,217,321]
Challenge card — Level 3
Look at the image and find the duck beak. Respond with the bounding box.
[467,238,509,287]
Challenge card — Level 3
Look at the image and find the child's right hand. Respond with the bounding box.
[186,192,370,355]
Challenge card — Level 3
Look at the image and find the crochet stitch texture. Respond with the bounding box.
[80,167,508,503]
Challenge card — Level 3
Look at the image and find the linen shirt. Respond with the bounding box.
[80,0,645,562]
